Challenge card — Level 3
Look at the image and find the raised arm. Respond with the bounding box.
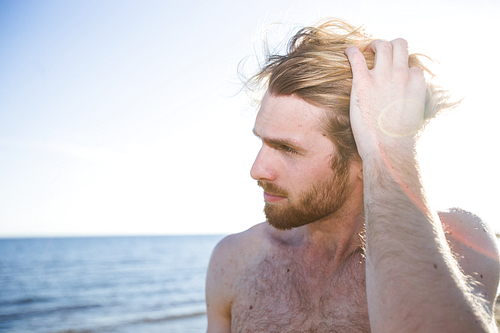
[345,39,499,332]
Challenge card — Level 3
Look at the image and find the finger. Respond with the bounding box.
[366,40,393,71]
[408,66,426,97]
[409,65,424,80]
[344,46,370,80]
[390,38,410,72]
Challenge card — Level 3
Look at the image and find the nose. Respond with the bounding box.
[250,146,275,181]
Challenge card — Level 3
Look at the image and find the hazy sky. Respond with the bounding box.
[1,0,499,237]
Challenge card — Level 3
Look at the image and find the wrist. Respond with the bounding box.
[358,135,418,165]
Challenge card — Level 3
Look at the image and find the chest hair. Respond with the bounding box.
[231,248,370,333]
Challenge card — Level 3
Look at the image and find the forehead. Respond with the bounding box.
[254,91,327,140]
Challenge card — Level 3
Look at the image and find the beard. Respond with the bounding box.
[258,159,351,230]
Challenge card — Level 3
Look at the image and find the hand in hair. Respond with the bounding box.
[345,38,426,161]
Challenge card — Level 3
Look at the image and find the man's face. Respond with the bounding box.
[251,92,355,230]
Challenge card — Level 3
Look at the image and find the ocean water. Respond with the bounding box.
[0,235,226,333]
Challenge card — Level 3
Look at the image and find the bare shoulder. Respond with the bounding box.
[439,208,500,304]
[207,222,270,279]
[206,222,269,332]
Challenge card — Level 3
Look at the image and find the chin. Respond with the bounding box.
[265,213,316,231]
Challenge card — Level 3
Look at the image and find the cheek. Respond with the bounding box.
[288,162,334,191]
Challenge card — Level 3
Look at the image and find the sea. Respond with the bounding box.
[0,235,226,333]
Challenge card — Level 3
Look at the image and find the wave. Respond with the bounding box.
[136,311,207,323]
[50,330,93,333]
[1,297,206,324]
[0,303,102,321]
[0,296,52,306]
[45,311,207,333]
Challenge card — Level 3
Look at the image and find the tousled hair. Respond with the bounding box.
[246,19,457,163]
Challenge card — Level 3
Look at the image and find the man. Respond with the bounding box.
[206,19,500,332]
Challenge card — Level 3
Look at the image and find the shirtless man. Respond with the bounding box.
[206,19,500,332]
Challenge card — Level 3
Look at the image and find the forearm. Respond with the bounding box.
[344,39,496,332]
[363,146,493,332]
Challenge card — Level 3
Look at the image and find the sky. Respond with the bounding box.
[1,0,499,237]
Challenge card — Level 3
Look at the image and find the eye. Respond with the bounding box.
[280,145,298,154]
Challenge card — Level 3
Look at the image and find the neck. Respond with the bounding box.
[301,203,365,266]
[267,190,366,269]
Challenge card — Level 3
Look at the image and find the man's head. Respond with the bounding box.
[248,19,455,229]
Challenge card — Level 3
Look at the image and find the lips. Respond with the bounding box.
[264,191,286,203]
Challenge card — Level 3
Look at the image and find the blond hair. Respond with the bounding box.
[247,19,456,162]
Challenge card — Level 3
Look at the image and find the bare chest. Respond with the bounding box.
[231,252,370,333]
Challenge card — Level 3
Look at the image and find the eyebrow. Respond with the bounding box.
[252,128,303,151]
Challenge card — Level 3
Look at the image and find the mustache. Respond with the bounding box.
[257,181,288,197]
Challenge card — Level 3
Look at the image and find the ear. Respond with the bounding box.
[348,158,363,181]
[351,158,363,180]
